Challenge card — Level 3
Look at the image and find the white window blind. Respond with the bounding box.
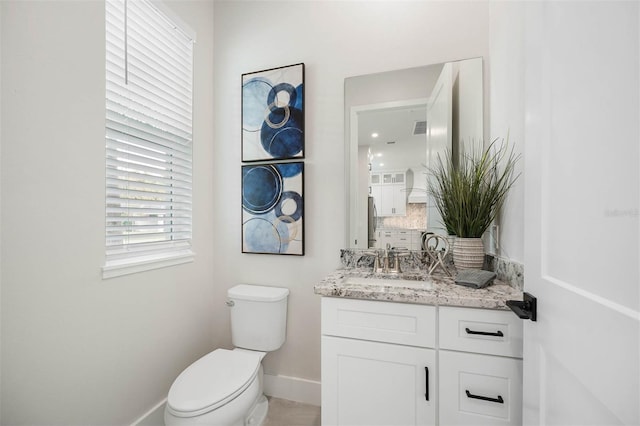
[104,0,194,277]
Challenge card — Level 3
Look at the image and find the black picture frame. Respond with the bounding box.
[241,63,305,162]
[241,162,305,255]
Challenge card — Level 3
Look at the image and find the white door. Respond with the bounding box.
[426,62,452,235]
[522,2,639,424]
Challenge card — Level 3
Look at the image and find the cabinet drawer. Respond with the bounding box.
[439,351,522,425]
[321,297,436,348]
[439,306,523,358]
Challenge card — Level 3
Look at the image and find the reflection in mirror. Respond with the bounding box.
[345,58,483,250]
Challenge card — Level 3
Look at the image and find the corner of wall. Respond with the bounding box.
[0,0,4,422]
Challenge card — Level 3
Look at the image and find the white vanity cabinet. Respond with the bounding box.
[321,299,523,426]
[438,306,523,425]
[321,297,437,426]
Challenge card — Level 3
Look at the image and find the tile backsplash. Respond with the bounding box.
[377,203,427,229]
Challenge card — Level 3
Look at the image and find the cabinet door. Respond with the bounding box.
[439,351,522,426]
[373,184,406,217]
[382,172,394,184]
[379,185,395,215]
[322,336,436,426]
[391,184,407,215]
[392,172,405,184]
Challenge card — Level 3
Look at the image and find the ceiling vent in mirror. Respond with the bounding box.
[413,120,427,135]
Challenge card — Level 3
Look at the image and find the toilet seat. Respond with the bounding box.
[167,349,261,418]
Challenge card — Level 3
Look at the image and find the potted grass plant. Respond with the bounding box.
[428,139,520,270]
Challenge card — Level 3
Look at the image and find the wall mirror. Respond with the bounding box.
[345,57,484,250]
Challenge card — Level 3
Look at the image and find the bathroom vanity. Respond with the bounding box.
[315,269,523,426]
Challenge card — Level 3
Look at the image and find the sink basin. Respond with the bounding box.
[341,275,433,290]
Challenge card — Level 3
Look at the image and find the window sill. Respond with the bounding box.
[102,250,195,279]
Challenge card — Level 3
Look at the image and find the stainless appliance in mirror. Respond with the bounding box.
[345,58,484,249]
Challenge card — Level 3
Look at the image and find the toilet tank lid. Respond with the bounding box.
[228,284,289,302]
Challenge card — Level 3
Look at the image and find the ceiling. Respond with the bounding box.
[358,105,427,171]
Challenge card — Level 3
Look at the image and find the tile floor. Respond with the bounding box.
[264,396,321,426]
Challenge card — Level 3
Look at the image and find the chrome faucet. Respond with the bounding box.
[370,246,404,274]
[366,246,409,274]
[387,251,401,274]
[373,249,388,274]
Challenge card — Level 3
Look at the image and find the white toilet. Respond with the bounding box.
[165,284,289,426]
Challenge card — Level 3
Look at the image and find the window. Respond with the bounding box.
[104,0,195,278]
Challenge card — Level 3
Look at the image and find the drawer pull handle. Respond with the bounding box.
[465,390,504,404]
[465,327,504,337]
[424,367,429,401]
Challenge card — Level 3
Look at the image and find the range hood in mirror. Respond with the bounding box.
[405,168,427,204]
[407,188,427,204]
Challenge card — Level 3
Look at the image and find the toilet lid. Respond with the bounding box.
[167,349,261,416]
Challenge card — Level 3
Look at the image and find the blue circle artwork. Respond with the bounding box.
[243,215,290,254]
[260,107,303,158]
[276,162,303,178]
[242,165,283,214]
[242,78,273,131]
[266,83,297,111]
[294,84,303,110]
[274,191,303,222]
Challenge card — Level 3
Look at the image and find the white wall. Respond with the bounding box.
[489,2,526,263]
[0,2,3,422]
[0,1,215,424]
[212,0,491,384]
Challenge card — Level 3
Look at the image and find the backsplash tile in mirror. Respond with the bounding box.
[376,203,427,229]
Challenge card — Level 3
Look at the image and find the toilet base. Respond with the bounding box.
[245,394,268,426]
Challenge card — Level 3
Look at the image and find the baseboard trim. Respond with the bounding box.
[263,373,321,406]
[130,374,320,425]
[130,397,166,426]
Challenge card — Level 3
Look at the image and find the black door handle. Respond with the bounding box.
[465,390,504,404]
[506,292,537,322]
[465,327,504,337]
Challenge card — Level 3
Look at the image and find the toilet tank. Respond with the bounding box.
[228,284,289,352]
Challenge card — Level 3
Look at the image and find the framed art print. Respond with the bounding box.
[242,162,304,255]
[242,63,305,162]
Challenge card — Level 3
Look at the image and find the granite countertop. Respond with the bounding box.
[314,268,523,310]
